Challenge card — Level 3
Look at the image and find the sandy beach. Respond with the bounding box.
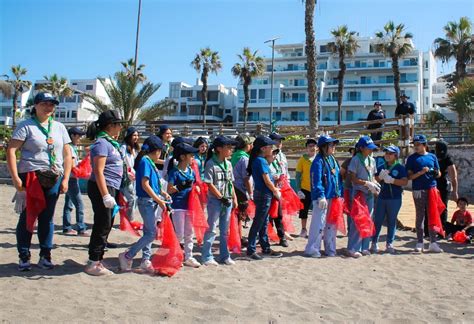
[0,184,473,323]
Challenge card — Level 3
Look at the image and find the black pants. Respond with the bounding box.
[370,130,383,142]
[87,180,119,261]
[271,202,285,239]
[424,188,449,237]
[299,189,312,219]
[444,222,465,236]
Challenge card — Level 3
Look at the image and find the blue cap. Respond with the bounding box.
[68,126,86,136]
[212,135,238,147]
[173,143,199,159]
[356,136,378,150]
[383,145,400,156]
[141,135,163,152]
[412,134,427,144]
[269,133,286,141]
[34,92,59,105]
[124,126,138,139]
[317,135,339,147]
[157,125,171,137]
[253,135,278,150]
[171,136,194,148]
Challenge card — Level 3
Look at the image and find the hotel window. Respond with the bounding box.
[181,90,192,97]
[266,65,272,72]
[258,89,266,100]
[273,111,282,121]
[208,91,218,101]
[361,76,370,84]
[424,61,429,69]
[290,111,305,121]
[347,91,361,101]
[423,79,428,89]
[372,91,379,100]
[248,112,259,121]
[250,89,257,102]
[320,45,328,53]
[425,97,429,105]
[86,84,93,90]
[346,110,354,121]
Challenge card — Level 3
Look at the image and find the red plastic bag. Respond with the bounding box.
[281,212,296,233]
[343,189,351,215]
[118,193,141,237]
[191,160,208,204]
[279,175,304,217]
[247,200,256,219]
[453,231,469,243]
[427,188,446,237]
[327,197,346,235]
[350,191,375,239]
[227,209,242,253]
[267,222,280,242]
[269,198,279,219]
[71,153,92,179]
[188,185,209,244]
[151,210,184,277]
[25,172,46,233]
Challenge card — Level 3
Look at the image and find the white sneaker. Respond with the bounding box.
[85,261,114,276]
[361,250,371,256]
[414,243,424,253]
[348,250,362,258]
[428,242,443,253]
[118,252,132,271]
[386,244,396,254]
[299,228,308,238]
[223,257,235,265]
[140,259,155,273]
[203,259,219,266]
[183,257,201,268]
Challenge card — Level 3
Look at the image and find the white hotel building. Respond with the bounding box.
[236,37,437,125]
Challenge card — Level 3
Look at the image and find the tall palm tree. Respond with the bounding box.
[374,21,413,106]
[191,47,222,126]
[121,58,147,82]
[328,25,359,125]
[434,17,473,87]
[303,0,318,132]
[38,74,74,97]
[231,47,265,131]
[7,65,32,126]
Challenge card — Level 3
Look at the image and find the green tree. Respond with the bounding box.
[434,17,473,87]
[231,47,265,131]
[121,58,147,82]
[328,25,359,125]
[448,77,474,123]
[191,47,222,126]
[38,74,74,97]
[5,65,32,126]
[374,21,413,106]
[303,0,318,132]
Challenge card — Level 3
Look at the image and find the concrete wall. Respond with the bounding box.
[449,144,474,201]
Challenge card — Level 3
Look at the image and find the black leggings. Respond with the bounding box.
[87,180,119,261]
[299,189,312,219]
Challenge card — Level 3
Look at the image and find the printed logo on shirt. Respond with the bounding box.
[391,170,399,177]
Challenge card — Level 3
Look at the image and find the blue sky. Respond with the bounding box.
[1,0,472,101]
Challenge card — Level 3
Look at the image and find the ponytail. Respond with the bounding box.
[86,121,100,141]
[167,155,177,175]
[206,144,215,162]
[246,146,260,177]
[133,150,148,171]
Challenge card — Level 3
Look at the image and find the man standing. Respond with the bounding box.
[395,94,416,140]
[367,102,386,142]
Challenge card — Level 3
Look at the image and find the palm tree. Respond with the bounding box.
[303,0,318,132]
[191,47,222,126]
[328,25,359,125]
[0,80,12,98]
[374,21,413,106]
[38,74,74,97]
[121,58,147,82]
[447,78,474,141]
[231,47,265,131]
[83,67,172,129]
[6,65,32,126]
[434,17,473,87]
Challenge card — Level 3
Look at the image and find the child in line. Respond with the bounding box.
[445,197,473,238]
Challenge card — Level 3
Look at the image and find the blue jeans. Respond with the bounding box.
[16,175,61,260]
[347,190,374,252]
[126,197,160,260]
[201,197,232,263]
[373,198,402,245]
[246,191,272,255]
[62,177,86,232]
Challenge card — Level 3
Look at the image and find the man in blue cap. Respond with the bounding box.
[406,134,442,253]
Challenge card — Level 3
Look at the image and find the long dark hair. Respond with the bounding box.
[86,121,103,141]
[124,132,140,154]
[133,150,148,171]
[193,137,208,149]
[246,145,262,177]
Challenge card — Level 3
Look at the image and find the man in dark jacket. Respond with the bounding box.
[395,94,416,140]
[367,101,386,142]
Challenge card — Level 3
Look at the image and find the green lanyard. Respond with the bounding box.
[32,117,56,166]
[196,154,206,174]
[97,131,128,182]
[324,154,340,197]
[272,159,282,175]
[212,154,233,198]
[70,144,78,158]
[143,155,161,191]
[357,153,373,182]
[383,160,400,198]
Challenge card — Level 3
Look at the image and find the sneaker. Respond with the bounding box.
[37,256,54,270]
[284,232,294,241]
[183,257,201,268]
[247,252,263,261]
[414,243,424,253]
[140,259,155,273]
[386,244,396,254]
[203,259,219,266]
[428,242,443,253]
[348,250,362,258]
[63,229,78,236]
[304,252,321,258]
[262,250,283,258]
[85,261,114,276]
[279,238,289,247]
[77,231,91,237]
[118,252,132,271]
[18,258,31,271]
[370,243,379,254]
[222,257,236,265]
[361,250,371,256]
[299,228,308,238]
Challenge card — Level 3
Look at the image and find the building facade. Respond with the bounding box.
[236,37,437,126]
[0,90,32,125]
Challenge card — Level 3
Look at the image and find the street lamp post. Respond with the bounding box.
[133,0,142,75]
[264,37,280,132]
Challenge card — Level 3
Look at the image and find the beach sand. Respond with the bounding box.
[0,184,473,323]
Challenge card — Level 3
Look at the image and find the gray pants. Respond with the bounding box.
[171,210,194,261]
[413,190,437,243]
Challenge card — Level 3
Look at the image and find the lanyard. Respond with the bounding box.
[323,154,340,197]
[96,131,128,184]
[196,154,206,174]
[32,117,56,166]
[272,159,282,174]
[212,154,232,197]
[176,165,193,180]
[383,160,400,198]
[357,153,373,182]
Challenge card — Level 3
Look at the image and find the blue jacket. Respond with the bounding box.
[310,154,343,201]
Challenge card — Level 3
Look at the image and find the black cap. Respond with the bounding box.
[306,138,318,146]
[142,135,163,152]
[124,126,138,139]
[253,135,278,150]
[212,135,238,147]
[68,127,86,136]
[373,101,382,106]
[157,125,171,137]
[400,94,410,99]
[97,110,125,127]
[173,143,199,159]
[34,92,59,105]
[269,133,285,141]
